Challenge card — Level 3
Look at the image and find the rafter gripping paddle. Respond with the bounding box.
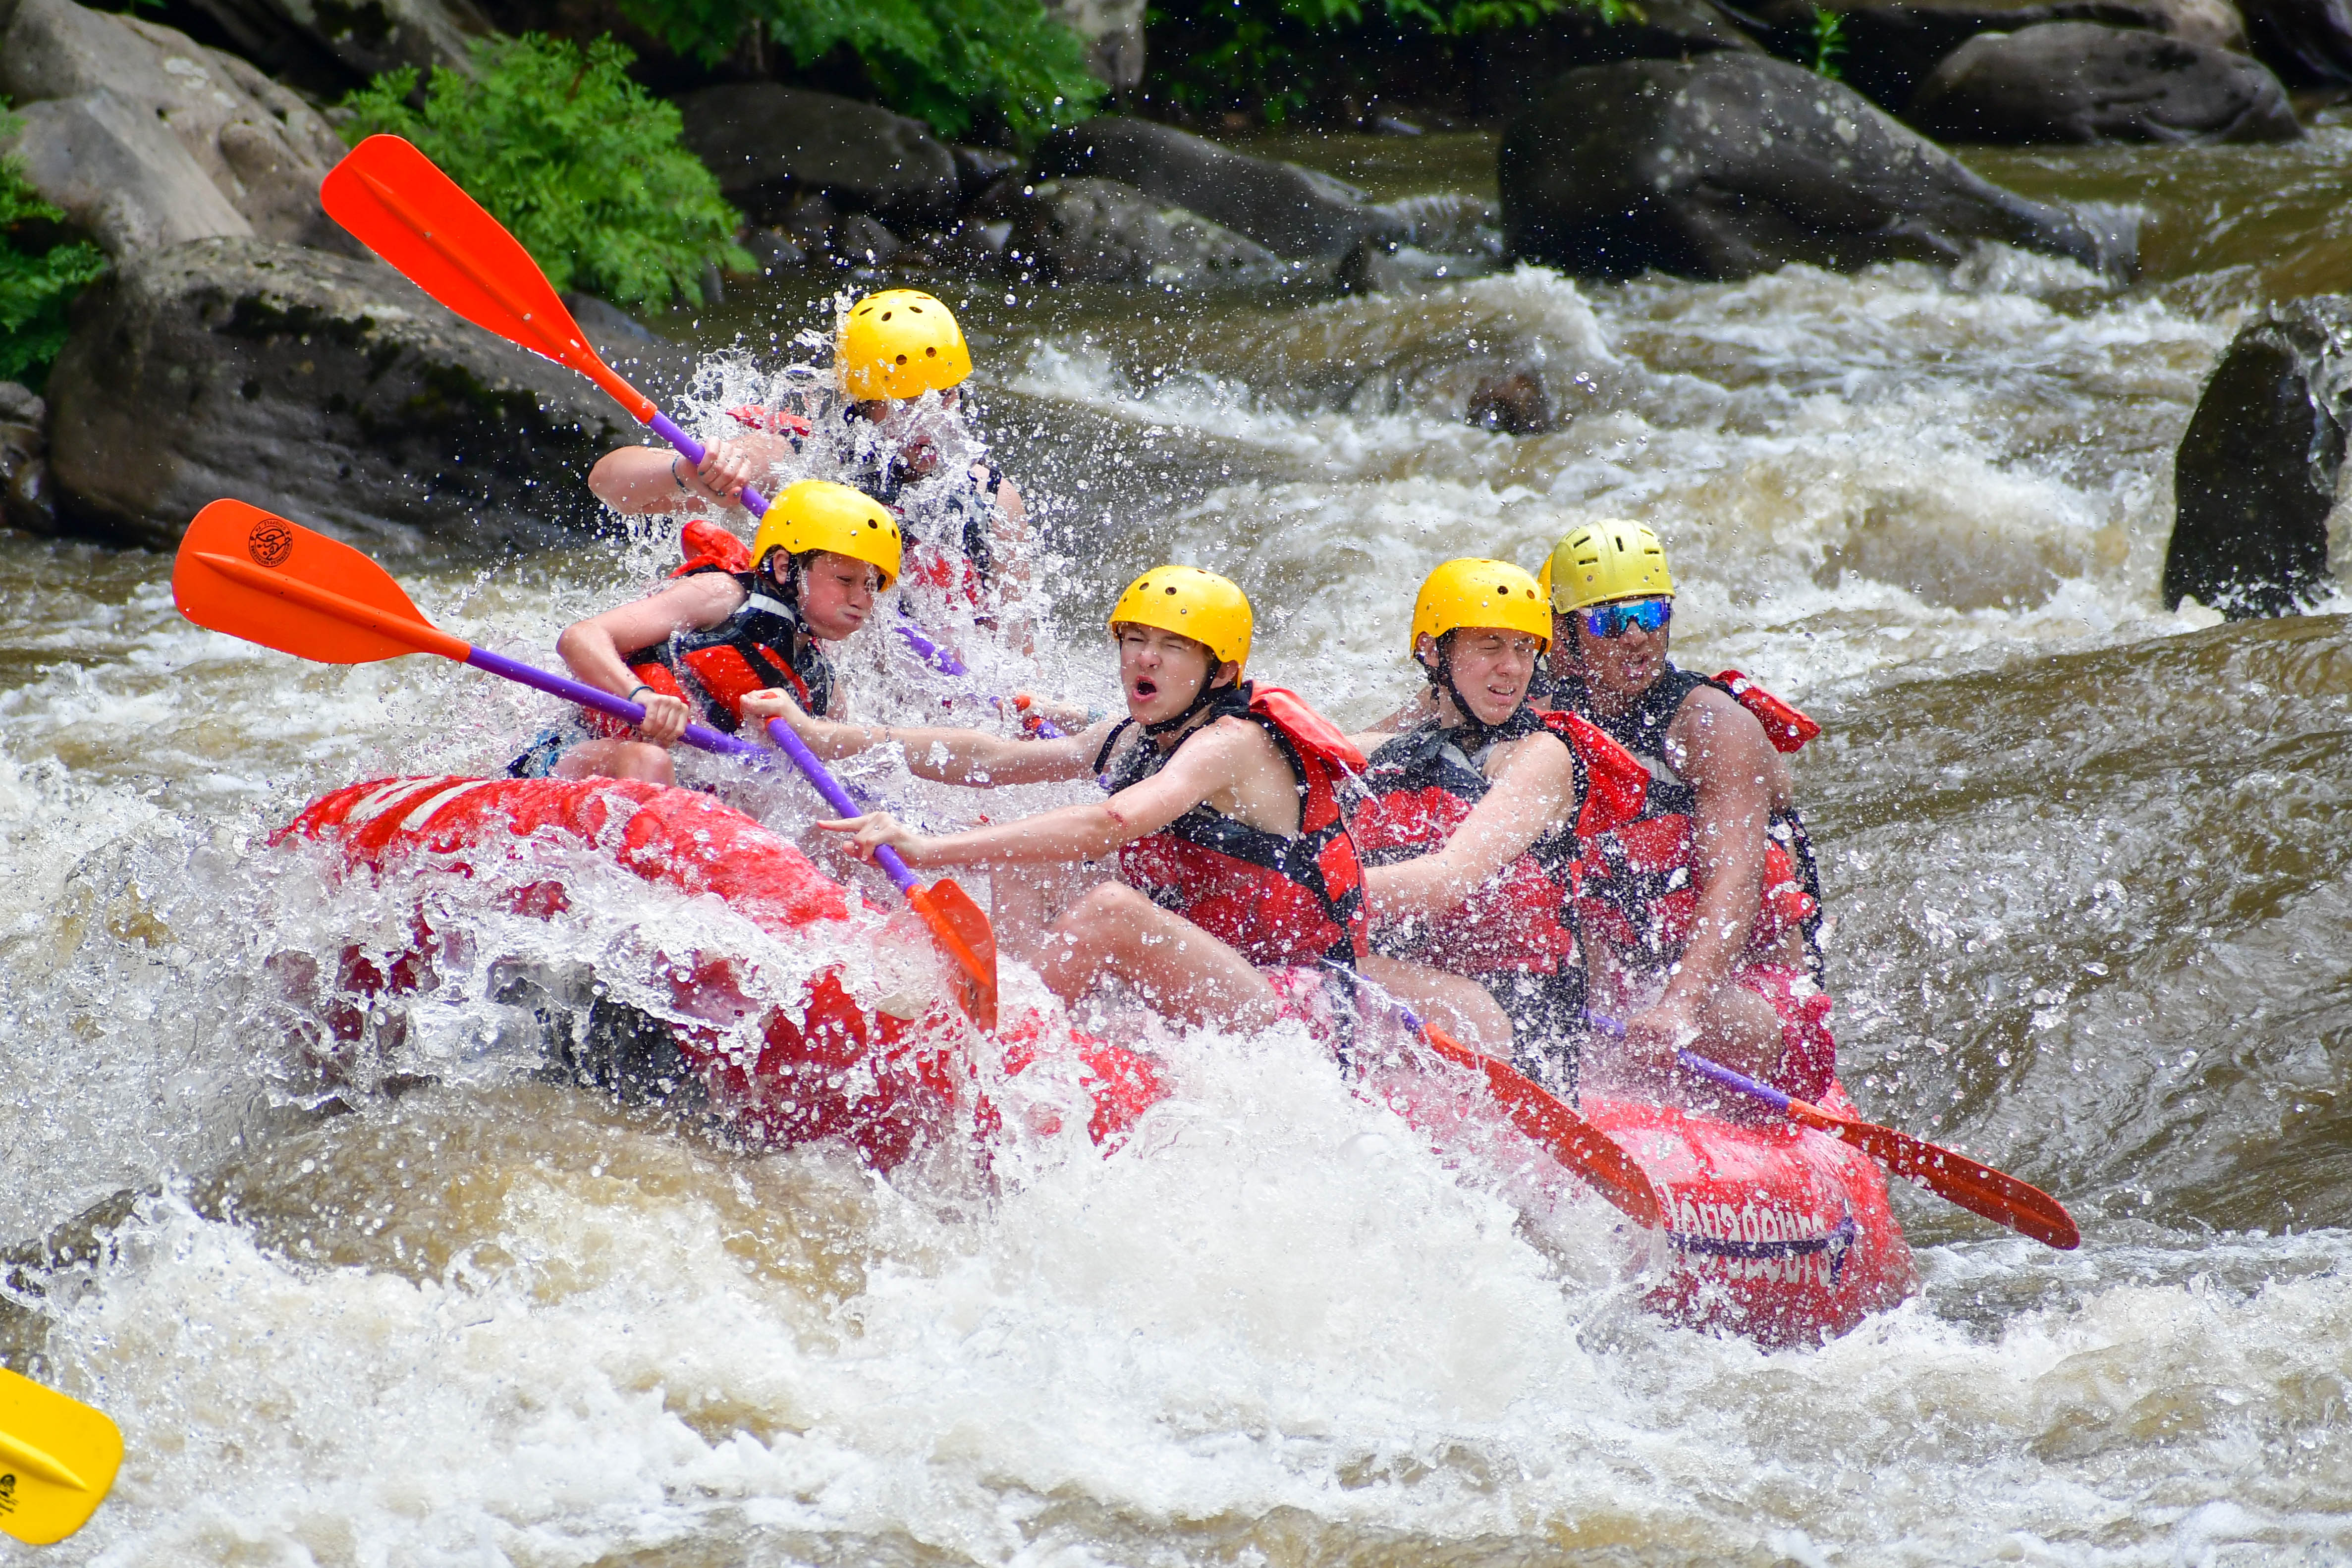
[0,1367,122,1544]
[171,498,997,1031]
[1415,1020,1663,1228]
[1588,1013,2079,1248]
[319,134,973,675]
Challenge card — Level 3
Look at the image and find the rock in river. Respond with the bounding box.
[1498,53,2136,281]
[1029,116,1402,260]
[2240,0,2352,84]
[0,0,350,255]
[2164,297,2352,617]
[1000,178,1280,285]
[1905,22,2301,143]
[43,238,691,552]
[676,84,961,233]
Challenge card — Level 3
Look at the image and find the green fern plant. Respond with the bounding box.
[340,35,752,313]
[0,114,108,390]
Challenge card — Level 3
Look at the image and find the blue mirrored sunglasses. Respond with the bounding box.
[1582,598,1673,638]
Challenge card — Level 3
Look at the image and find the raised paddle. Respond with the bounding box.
[0,1367,122,1544]
[316,133,961,675]
[1404,1014,1663,1228]
[170,498,998,1031]
[1587,1012,2079,1249]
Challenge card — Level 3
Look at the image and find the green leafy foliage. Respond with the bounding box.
[1809,5,1847,78]
[1148,0,1609,123]
[0,127,108,390]
[340,34,752,313]
[616,0,1102,141]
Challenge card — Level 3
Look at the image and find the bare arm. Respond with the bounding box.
[821,722,1250,868]
[587,433,795,515]
[1658,688,1776,1006]
[555,573,743,696]
[740,688,1111,784]
[1364,733,1578,920]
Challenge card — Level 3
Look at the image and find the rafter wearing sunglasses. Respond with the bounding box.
[1583,598,1673,639]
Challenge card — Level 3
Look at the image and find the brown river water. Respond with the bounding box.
[0,125,2347,1564]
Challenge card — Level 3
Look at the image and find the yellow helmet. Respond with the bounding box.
[1107,565,1253,675]
[837,289,973,402]
[1542,521,1674,612]
[750,479,902,589]
[1409,558,1551,656]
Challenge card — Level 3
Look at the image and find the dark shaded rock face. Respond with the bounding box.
[165,0,488,89]
[676,84,960,232]
[1498,54,2136,281]
[2165,298,2352,617]
[44,238,692,552]
[2240,0,2352,83]
[1906,23,2300,143]
[0,381,57,536]
[1746,0,2189,111]
[1001,178,1280,284]
[1028,116,1396,260]
[1466,371,1556,434]
[1474,0,1762,114]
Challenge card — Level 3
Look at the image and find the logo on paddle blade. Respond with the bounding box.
[0,1471,15,1515]
[248,518,294,568]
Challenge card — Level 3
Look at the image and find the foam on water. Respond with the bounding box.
[5,227,2352,1564]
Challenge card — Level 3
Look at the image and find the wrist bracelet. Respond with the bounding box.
[628,683,656,702]
[671,457,691,493]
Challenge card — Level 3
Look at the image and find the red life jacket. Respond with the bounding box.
[1567,665,1821,969]
[1351,706,1647,979]
[591,548,836,737]
[1096,684,1369,970]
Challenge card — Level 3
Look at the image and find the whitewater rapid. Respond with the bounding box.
[4,213,2349,1564]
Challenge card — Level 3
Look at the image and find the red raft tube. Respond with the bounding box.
[1581,1090,1917,1346]
[280,775,1912,1344]
[273,774,1167,1169]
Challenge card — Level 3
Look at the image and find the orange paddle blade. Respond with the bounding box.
[1421,1026,1664,1228]
[1785,1100,2081,1249]
[173,500,469,664]
[905,879,998,1033]
[319,135,653,421]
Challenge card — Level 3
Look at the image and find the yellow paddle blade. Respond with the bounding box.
[0,1367,122,1545]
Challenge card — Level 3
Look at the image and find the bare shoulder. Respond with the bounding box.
[661,569,748,620]
[1497,725,1579,785]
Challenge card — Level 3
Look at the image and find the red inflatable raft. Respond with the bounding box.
[1585,1092,1915,1345]
[274,774,1166,1169]
[276,774,1912,1342]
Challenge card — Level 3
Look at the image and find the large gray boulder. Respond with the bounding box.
[168,0,489,88]
[43,238,693,552]
[1474,0,1762,113]
[1028,116,1400,260]
[1906,22,2299,141]
[676,85,960,232]
[2163,297,2352,617]
[1747,0,2243,112]
[1000,177,1281,284]
[1,91,256,255]
[0,0,349,253]
[2240,0,2352,82]
[1498,54,2136,281]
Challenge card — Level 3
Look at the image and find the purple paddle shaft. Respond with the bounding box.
[463,645,760,758]
[1583,1009,1796,1115]
[646,411,770,514]
[764,718,919,893]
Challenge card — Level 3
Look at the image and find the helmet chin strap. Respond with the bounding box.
[1145,662,1245,737]
[1422,634,1505,748]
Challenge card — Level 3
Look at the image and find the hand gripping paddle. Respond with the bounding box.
[1588,1013,2079,1248]
[318,134,970,675]
[0,1367,121,1544]
[171,498,998,1031]
[1415,1021,1663,1228]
